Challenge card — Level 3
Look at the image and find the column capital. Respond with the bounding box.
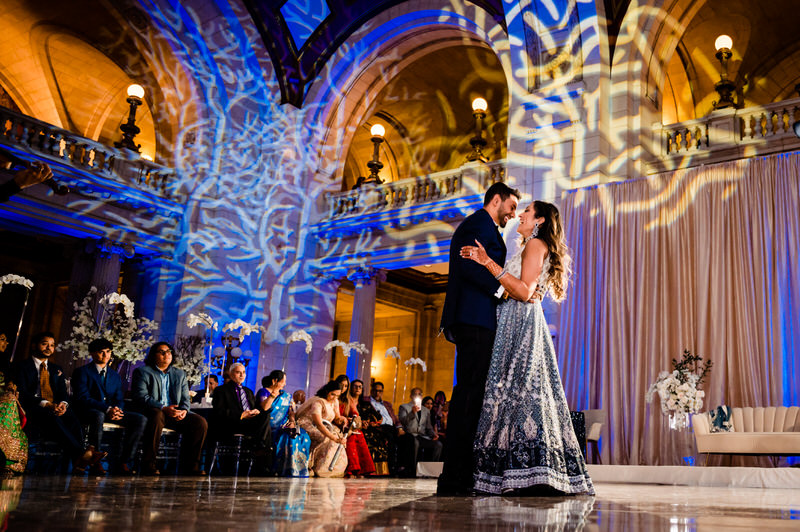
[346,266,387,287]
[86,237,135,260]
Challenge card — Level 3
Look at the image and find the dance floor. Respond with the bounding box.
[3,475,800,530]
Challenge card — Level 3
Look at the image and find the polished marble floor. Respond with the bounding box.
[2,475,799,531]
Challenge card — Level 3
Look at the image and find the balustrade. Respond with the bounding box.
[0,106,174,197]
[324,160,505,220]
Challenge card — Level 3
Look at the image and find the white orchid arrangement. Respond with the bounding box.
[288,329,313,354]
[62,286,158,363]
[404,357,427,372]
[0,274,34,292]
[324,340,350,356]
[385,346,401,359]
[99,292,134,319]
[324,340,370,358]
[187,312,219,331]
[646,349,712,430]
[222,319,263,341]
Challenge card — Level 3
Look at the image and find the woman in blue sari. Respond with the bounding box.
[258,370,311,477]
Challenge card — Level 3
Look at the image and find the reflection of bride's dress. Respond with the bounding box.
[472,495,595,530]
[473,246,594,495]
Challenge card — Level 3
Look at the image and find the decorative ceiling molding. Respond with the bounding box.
[242,0,506,108]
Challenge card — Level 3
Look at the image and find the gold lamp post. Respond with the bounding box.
[115,83,145,152]
[363,123,386,185]
[712,35,737,110]
[467,97,488,162]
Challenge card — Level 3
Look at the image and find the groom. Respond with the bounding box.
[437,181,520,495]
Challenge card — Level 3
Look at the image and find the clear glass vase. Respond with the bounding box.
[668,411,691,432]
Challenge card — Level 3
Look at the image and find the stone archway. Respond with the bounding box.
[303,0,512,196]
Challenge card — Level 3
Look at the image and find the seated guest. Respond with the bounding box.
[339,379,376,477]
[212,363,273,473]
[72,338,147,475]
[257,370,311,477]
[367,381,402,474]
[0,380,27,475]
[295,380,348,477]
[292,389,306,407]
[11,331,105,473]
[131,341,208,475]
[431,390,448,441]
[398,387,442,476]
[191,374,218,404]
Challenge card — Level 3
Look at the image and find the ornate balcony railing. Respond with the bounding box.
[0,105,175,197]
[323,160,506,221]
[649,98,800,173]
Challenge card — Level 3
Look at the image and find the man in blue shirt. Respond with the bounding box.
[131,341,208,475]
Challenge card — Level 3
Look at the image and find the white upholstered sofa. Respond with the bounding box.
[693,406,800,462]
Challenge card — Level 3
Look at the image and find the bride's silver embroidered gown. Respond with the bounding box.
[473,245,594,495]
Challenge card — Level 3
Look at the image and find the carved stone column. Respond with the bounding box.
[347,267,386,384]
[86,238,135,293]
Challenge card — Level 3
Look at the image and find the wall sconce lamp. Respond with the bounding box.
[712,35,737,110]
[364,123,386,185]
[467,97,488,162]
[115,83,145,152]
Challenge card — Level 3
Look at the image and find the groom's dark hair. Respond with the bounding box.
[483,182,521,206]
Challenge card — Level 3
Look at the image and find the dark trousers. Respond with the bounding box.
[376,424,399,472]
[81,409,148,463]
[142,408,208,472]
[222,411,273,450]
[25,405,85,459]
[399,433,442,475]
[437,323,495,491]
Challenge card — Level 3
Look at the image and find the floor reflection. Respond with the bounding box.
[3,476,800,531]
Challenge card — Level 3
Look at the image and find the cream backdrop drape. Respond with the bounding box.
[557,152,800,465]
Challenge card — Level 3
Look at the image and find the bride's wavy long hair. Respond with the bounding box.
[533,200,571,302]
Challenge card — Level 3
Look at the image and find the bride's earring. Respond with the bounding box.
[532,223,540,238]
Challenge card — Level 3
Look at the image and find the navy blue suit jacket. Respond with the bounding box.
[11,357,69,411]
[440,208,507,342]
[72,362,124,412]
[131,364,192,411]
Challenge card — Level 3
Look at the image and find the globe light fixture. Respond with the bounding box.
[364,122,386,184]
[115,83,145,152]
[467,97,489,162]
[712,35,737,110]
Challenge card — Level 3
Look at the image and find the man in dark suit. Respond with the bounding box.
[437,181,520,495]
[11,331,105,473]
[131,341,208,475]
[212,362,272,472]
[398,388,442,476]
[72,338,147,475]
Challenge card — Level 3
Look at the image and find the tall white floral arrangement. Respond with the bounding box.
[404,357,427,372]
[288,329,313,354]
[175,312,219,386]
[0,274,34,293]
[385,347,401,359]
[222,319,264,341]
[62,287,158,363]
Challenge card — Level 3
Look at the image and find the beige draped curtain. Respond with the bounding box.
[558,152,800,465]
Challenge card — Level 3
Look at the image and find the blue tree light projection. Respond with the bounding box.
[12,0,791,467]
[280,0,331,51]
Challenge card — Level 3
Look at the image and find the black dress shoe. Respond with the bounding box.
[141,465,161,476]
[113,464,135,476]
[89,462,107,476]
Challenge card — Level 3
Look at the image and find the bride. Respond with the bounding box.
[460,200,594,495]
